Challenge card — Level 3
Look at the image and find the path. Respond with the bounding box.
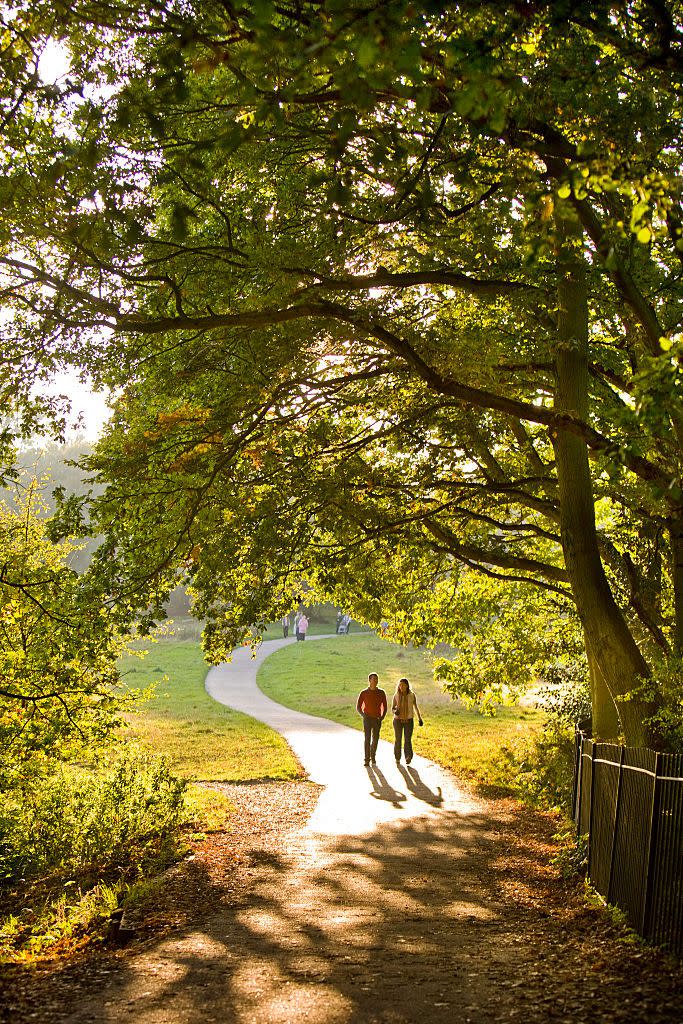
[205,634,478,833]
[54,637,682,1024]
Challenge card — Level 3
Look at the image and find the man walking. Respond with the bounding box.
[356,672,387,766]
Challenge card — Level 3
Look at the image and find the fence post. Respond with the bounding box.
[641,752,662,938]
[607,744,625,905]
[572,729,582,828]
[587,740,597,877]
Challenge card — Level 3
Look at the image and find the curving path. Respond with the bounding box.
[205,635,478,834]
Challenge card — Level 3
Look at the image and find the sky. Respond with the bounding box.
[44,372,112,441]
[33,42,112,441]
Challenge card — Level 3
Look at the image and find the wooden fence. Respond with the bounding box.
[573,730,683,955]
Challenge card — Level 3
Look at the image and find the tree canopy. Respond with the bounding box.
[1,1,682,745]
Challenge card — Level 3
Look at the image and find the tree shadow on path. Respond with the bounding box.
[55,800,683,1024]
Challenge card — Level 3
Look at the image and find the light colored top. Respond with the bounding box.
[298,615,309,633]
[392,690,420,721]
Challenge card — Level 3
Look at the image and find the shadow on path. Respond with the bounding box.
[366,765,406,807]
[59,799,683,1024]
[398,764,443,807]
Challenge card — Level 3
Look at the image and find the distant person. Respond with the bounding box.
[341,613,351,634]
[392,677,423,765]
[335,610,343,634]
[281,615,289,639]
[356,672,387,766]
[297,613,309,641]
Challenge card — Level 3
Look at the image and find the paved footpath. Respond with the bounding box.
[58,636,683,1024]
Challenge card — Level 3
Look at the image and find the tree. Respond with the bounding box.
[0,483,139,765]
[1,1,682,744]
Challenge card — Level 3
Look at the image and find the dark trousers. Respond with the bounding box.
[283,625,289,638]
[363,715,382,763]
[393,718,414,762]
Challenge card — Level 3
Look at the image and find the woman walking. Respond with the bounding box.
[392,678,423,765]
[297,613,309,641]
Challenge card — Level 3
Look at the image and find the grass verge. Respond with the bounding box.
[120,640,303,782]
[1,641,302,964]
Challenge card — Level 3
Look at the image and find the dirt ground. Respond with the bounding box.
[2,778,682,1024]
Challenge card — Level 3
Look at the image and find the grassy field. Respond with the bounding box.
[257,635,546,793]
[120,641,303,783]
[166,606,370,643]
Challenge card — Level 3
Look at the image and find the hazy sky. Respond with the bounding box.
[44,372,112,441]
[32,44,112,440]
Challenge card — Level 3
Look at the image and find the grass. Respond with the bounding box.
[257,634,546,794]
[120,640,303,782]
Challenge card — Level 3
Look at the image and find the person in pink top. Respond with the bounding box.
[297,613,309,641]
[356,672,387,766]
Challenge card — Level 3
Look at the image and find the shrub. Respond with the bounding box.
[512,722,578,812]
[0,745,186,884]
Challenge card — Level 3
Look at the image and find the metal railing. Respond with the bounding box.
[573,729,683,955]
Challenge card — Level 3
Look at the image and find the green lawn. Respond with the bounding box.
[257,635,545,793]
[120,641,303,783]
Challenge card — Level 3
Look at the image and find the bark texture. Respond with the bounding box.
[552,212,659,747]
[670,517,683,656]
[585,633,620,740]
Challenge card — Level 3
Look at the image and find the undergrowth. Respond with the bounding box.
[0,747,235,963]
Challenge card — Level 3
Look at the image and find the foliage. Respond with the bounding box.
[552,828,589,881]
[622,655,683,752]
[0,442,101,573]
[0,485,143,761]
[0,879,123,962]
[538,676,592,730]
[507,722,578,813]
[0,481,145,761]
[0,745,185,884]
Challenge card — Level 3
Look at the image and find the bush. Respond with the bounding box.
[513,722,577,812]
[0,745,186,884]
[537,668,591,727]
[500,672,589,812]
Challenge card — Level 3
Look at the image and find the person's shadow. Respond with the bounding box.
[367,765,406,808]
[398,764,443,807]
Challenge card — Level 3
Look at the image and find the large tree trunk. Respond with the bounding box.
[585,632,620,740]
[671,516,683,655]
[553,211,660,747]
